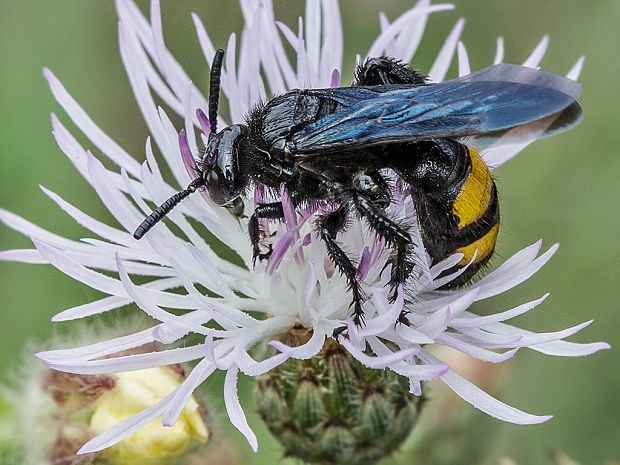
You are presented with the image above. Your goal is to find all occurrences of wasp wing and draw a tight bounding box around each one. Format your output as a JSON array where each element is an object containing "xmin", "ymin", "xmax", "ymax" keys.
[
  {"xmin": 290, "ymin": 63, "xmax": 582, "ymax": 155},
  {"xmin": 466, "ymin": 101, "xmax": 583, "ymax": 151}
]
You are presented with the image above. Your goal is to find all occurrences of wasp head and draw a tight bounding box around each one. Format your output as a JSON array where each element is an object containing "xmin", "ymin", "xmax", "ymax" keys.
[{"xmin": 203, "ymin": 124, "xmax": 248, "ymax": 216}]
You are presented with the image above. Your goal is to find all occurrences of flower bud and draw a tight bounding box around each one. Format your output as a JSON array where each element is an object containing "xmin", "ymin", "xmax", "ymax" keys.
[
  {"xmin": 90, "ymin": 366, "xmax": 209, "ymax": 465},
  {"xmin": 255, "ymin": 326, "xmax": 421, "ymax": 465},
  {"xmin": 9, "ymin": 335, "xmax": 210, "ymax": 465}
]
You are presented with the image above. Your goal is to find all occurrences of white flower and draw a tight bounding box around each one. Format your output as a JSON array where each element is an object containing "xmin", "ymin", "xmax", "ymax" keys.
[{"xmin": 0, "ymin": 0, "xmax": 608, "ymax": 455}]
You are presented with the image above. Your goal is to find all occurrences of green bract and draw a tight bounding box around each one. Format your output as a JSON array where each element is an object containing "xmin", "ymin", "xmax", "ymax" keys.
[{"xmin": 255, "ymin": 327, "xmax": 421, "ymax": 465}]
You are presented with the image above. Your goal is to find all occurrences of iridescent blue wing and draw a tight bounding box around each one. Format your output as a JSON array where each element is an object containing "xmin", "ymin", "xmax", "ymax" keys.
[
  {"xmin": 290, "ymin": 63, "xmax": 582, "ymax": 156},
  {"xmin": 465, "ymin": 101, "xmax": 583, "ymax": 150}
]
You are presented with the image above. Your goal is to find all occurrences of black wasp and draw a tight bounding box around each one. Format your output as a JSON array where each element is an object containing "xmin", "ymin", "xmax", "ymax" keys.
[{"xmin": 134, "ymin": 49, "xmax": 582, "ymax": 326}]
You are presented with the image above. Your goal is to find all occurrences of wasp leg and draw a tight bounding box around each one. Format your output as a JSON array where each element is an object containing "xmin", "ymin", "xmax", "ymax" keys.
[
  {"xmin": 318, "ymin": 205, "xmax": 367, "ymax": 327},
  {"xmin": 354, "ymin": 56, "xmax": 428, "ymax": 86},
  {"xmin": 348, "ymin": 190, "xmax": 414, "ymax": 310},
  {"xmin": 248, "ymin": 202, "xmax": 285, "ymax": 265}
]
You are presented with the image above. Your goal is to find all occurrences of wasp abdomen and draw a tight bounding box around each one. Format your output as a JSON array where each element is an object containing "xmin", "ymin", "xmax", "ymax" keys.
[{"xmin": 405, "ymin": 142, "xmax": 500, "ymax": 286}]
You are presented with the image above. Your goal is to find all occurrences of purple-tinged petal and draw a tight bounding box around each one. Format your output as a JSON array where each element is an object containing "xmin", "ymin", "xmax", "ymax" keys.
[
  {"xmin": 366, "ymin": 337, "xmax": 447, "ymax": 380},
  {"xmin": 179, "ymin": 129, "xmax": 200, "ymax": 182},
  {"xmin": 356, "ymin": 247, "xmax": 371, "ymax": 281},
  {"xmin": 196, "ymin": 108, "xmax": 211, "ymax": 136},
  {"xmin": 476, "ymin": 243, "xmax": 557, "ymax": 300},
  {"xmin": 379, "ymin": 11, "xmax": 389, "ymax": 32},
  {"xmin": 224, "ymin": 367, "xmax": 258, "ymax": 451},
  {"xmin": 40, "ymin": 186, "xmax": 130, "ymax": 246},
  {"xmin": 266, "ymin": 227, "xmax": 298, "ymax": 274},
  {"xmin": 529, "ymin": 339, "xmax": 610, "ymax": 357},
  {"xmin": 445, "ymin": 287, "xmax": 480, "ymax": 318},
  {"xmin": 330, "ymin": 68, "xmax": 340, "ymax": 88},
  {"xmin": 389, "ymin": 360, "xmax": 447, "ymax": 380},
  {"xmin": 456, "ymin": 327, "xmax": 523, "ymax": 346},
  {"xmin": 186, "ymin": 244, "xmax": 237, "ymax": 300},
  {"xmin": 429, "ymin": 251, "xmax": 477, "ymax": 289},
  {"xmin": 116, "ymin": 0, "xmax": 187, "ymax": 116},
  {"xmin": 118, "ymin": 24, "xmax": 172, "ymax": 174},
  {"xmin": 280, "ymin": 185, "xmax": 298, "ymax": 231}
]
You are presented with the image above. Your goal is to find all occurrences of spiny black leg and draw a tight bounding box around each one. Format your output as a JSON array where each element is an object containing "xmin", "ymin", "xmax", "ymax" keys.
[
  {"xmin": 386, "ymin": 244, "xmax": 415, "ymax": 304},
  {"xmin": 354, "ymin": 56, "xmax": 428, "ymax": 86},
  {"xmin": 248, "ymin": 202, "xmax": 285, "ymax": 265},
  {"xmin": 318, "ymin": 205, "xmax": 366, "ymax": 326},
  {"xmin": 348, "ymin": 190, "xmax": 414, "ymax": 309}
]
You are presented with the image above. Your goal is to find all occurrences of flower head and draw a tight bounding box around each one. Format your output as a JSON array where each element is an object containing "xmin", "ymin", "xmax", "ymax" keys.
[
  {"xmin": 0, "ymin": 0, "xmax": 608, "ymax": 456},
  {"xmin": 6, "ymin": 331, "xmax": 209, "ymax": 465}
]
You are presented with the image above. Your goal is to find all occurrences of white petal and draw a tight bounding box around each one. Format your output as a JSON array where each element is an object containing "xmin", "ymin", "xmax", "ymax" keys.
[
  {"xmin": 224, "ymin": 367, "xmax": 258, "ymax": 451},
  {"xmin": 339, "ymin": 337, "xmax": 417, "ymax": 369},
  {"xmin": 163, "ymin": 357, "xmax": 216, "ymax": 425},
  {"xmin": 451, "ymin": 294, "xmax": 549, "ymax": 328},
  {"xmin": 43, "ymin": 68, "xmax": 141, "ymax": 177},
  {"xmin": 457, "ymin": 41, "xmax": 470, "ymax": 76},
  {"xmin": 367, "ymin": 4, "xmax": 453, "ymax": 59},
  {"xmin": 429, "ymin": 18, "xmax": 464, "ymax": 82},
  {"xmin": 567, "ymin": 56, "xmax": 585, "ymax": 80},
  {"xmin": 418, "ymin": 350, "xmax": 552, "ymax": 424},
  {"xmin": 42, "ymin": 345, "xmax": 206, "ymax": 374},
  {"xmin": 269, "ymin": 327, "xmax": 326, "ymax": 359},
  {"xmin": 523, "ymin": 35, "xmax": 548, "ymax": 68},
  {"xmin": 78, "ymin": 391, "xmax": 176, "ymax": 454}
]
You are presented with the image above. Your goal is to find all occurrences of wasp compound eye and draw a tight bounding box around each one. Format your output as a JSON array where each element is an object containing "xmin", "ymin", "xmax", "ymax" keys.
[{"xmin": 206, "ymin": 170, "xmax": 227, "ymax": 206}]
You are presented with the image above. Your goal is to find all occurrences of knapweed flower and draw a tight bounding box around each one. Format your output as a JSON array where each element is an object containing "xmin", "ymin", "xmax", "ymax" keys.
[{"xmin": 0, "ymin": 0, "xmax": 609, "ymax": 458}]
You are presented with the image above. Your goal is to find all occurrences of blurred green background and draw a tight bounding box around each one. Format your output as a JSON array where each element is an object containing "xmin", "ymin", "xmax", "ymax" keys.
[{"xmin": 0, "ymin": 1, "xmax": 618, "ymax": 464}]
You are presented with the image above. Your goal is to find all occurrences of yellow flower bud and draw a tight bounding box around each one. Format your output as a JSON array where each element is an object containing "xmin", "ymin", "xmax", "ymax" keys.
[{"xmin": 90, "ymin": 366, "xmax": 209, "ymax": 465}]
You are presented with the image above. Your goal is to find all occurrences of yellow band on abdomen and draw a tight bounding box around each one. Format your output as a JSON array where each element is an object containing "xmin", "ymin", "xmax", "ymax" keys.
[
  {"xmin": 452, "ymin": 148, "xmax": 493, "ymax": 229},
  {"xmin": 456, "ymin": 223, "xmax": 499, "ymax": 266}
]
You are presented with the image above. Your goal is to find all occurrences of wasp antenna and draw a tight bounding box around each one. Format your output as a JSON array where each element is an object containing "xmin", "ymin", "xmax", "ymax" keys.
[
  {"xmin": 208, "ymin": 49, "xmax": 225, "ymax": 138},
  {"xmin": 133, "ymin": 178, "xmax": 203, "ymax": 240}
]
